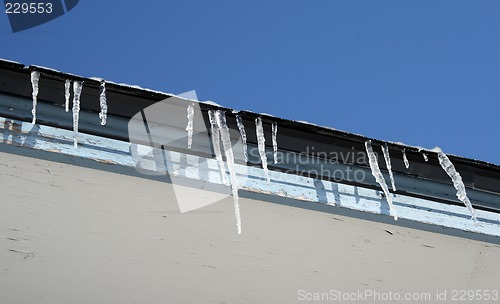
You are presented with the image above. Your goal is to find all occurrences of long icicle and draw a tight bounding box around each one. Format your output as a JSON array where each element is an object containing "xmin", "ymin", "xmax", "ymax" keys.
[
  {"xmin": 235, "ymin": 115, "xmax": 248, "ymax": 163},
  {"xmin": 72, "ymin": 81, "xmax": 83, "ymax": 148},
  {"xmin": 185, "ymin": 104, "xmax": 194, "ymax": 149},
  {"xmin": 436, "ymin": 148, "xmax": 477, "ymax": 222},
  {"xmin": 30, "ymin": 71, "xmax": 41, "ymax": 124},
  {"xmin": 272, "ymin": 122, "xmax": 278, "ymax": 164},
  {"xmin": 99, "ymin": 82, "xmax": 108, "ymax": 125},
  {"xmin": 215, "ymin": 111, "xmax": 242, "ymax": 234},
  {"xmin": 64, "ymin": 79, "xmax": 71, "ymax": 112},
  {"xmin": 382, "ymin": 144, "xmax": 397, "ymax": 191},
  {"xmin": 255, "ymin": 117, "xmax": 270, "ymax": 182},
  {"xmin": 365, "ymin": 141, "xmax": 398, "ymax": 220}
]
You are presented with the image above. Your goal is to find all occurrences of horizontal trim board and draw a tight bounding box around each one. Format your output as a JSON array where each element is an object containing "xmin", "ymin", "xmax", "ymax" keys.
[{"xmin": 1, "ymin": 116, "xmax": 500, "ymax": 238}]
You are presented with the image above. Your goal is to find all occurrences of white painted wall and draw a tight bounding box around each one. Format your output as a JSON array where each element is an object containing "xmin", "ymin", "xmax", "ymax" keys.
[{"xmin": 1, "ymin": 150, "xmax": 500, "ymax": 304}]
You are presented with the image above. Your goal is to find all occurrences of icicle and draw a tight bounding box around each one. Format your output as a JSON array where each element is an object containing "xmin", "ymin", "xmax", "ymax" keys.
[
  {"xmin": 215, "ymin": 111, "xmax": 242, "ymax": 234},
  {"xmin": 99, "ymin": 82, "xmax": 108, "ymax": 125},
  {"xmin": 272, "ymin": 122, "xmax": 278, "ymax": 164},
  {"xmin": 72, "ymin": 81, "xmax": 83, "ymax": 148},
  {"xmin": 30, "ymin": 71, "xmax": 41, "ymax": 124},
  {"xmin": 255, "ymin": 117, "xmax": 270, "ymax": 182},
  {"xmin": 436, "ymin": 148, "xmax": 477, "ymax": 222},
  {"xmin": 365, "ymin": 141, "xmax": 398, "ymax": 220},
  {"xmin": 64, "ymin": 79, "xmax": 71, "ymax": 112},
  {"xmin": 235, "ymin": 115, "xmax": 248, "ymax": 163},
  {"xmin": 208, "ymin": 110, "xmax": 228, "ymax": 184},
  {"xmin": 402, "ymin": 149, "xmax": 410, "ymax": 169},
  {"xmin": 185, "ymin": 104, "xmax": 194, "ymax": 149},
  {"xmin": 422, "ymin": 153, "xmax": 429, "ymax": 162},
  {"xmin": 382, "ymin": 144, "xmax": 397, "ymax": 191}
]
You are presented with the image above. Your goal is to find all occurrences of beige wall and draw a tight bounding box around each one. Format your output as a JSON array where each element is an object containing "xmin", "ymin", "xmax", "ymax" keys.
[{"xmin": 1, "ymin": 149, "xmax": 499, "ymax": 304}]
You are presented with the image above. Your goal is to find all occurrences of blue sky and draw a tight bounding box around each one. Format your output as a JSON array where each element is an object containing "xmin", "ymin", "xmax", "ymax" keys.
[{"xmin": 1, "ymin": 0, "xmax": 499, "ymax": 164}]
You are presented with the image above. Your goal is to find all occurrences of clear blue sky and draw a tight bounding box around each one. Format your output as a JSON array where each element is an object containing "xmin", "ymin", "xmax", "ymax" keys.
[{"xmin": 1, "ymin": 0, "xmax": 499, "ymax": 164}]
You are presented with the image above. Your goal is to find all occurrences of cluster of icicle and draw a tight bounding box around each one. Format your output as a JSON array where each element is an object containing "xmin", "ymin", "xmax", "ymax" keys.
[
  {"xmin": 185, "ymin": 107, "xmax": 279, "ymax": 234},
  {"xmin": 240, "ymin": 116, "xmax": 277, "ymax": 181},
  {"xmin": 365, "ymin": 141, "xmax": 477, "ymax": 222},
  {"xmin": 31, "ymin": 71, "xmax": 478, "ymax": 232},
  {"xmin": 30, "ymin": 71, "xmax": 108, "ymax": 148}
]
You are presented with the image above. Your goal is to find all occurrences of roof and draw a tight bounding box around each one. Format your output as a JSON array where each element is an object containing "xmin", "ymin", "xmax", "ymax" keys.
[{"xmin": 1, "ymin": 59, "xmax": 499, "ymax": 211}]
